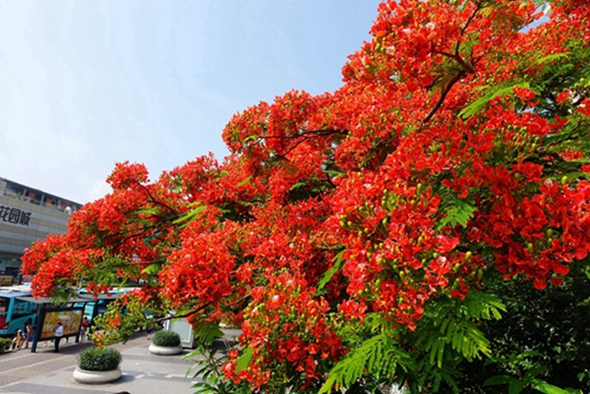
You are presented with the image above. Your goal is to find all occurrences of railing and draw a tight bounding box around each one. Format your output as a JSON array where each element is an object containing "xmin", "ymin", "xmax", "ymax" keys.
[{"xmin": 2, "ymin": 188, "xmax": 77, "ymax": 214}]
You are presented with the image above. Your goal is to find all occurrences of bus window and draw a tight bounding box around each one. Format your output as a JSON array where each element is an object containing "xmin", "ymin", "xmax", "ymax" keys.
[{"xmin": 12, "ymin": 299, "xmax": 36, "ymax": 318}]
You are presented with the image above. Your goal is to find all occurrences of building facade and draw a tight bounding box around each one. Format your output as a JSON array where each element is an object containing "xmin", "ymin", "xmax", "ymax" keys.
[{"xmin": 0, "ymin": 178, "xmax": 81, "ymax": 285}]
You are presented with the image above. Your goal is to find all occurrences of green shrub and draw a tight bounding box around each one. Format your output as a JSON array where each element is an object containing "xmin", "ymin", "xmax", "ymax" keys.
[
  {"xmin": 0, "ymin": 337, "xmax": 11, "ymax": 353},
  {"xmin": 152, "ymin": 330, "xmax": 181, "ymax": 347},
  {"xmin": 77, "ymin": 346, "xmax": 122, "ymax": 371}
]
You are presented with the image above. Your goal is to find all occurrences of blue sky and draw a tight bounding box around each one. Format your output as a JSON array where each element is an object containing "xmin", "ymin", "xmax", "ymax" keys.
[{"xmin": 0, "ymin": 0, "xmax": 381, "ymax": 203}]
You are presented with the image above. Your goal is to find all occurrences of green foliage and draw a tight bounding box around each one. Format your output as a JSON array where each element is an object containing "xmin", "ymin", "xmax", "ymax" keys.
[
  {"xmin": 186, "ymin": 344, "xmax": 251, "ymax": 394},
  {"xmin": 319, "ymin": 332, "xmax": 415, "ymax": 394},
  {"xmin": 0, "ymin": 337, "xmax": 11, "ymax": 353},
  {"xmin": 319, "ymin": 292, "xmax": 506, "ymax": 394},
  {"xmin": 415, "ymin": 291, "xmax": 505, "ymax": 368},
  {"xmin": 152, "ymin": 330, "xmax": 181, "ymax": 347},
  {"xmin": 459, "ymin": 81, "xmax": 528, "ymax": 119},
  {"xmin": 90, "ymin": 304, "xmax": 137, "ymax": 345},
  {"xmin": 396, "ymin": 292, "xmax": 506, "ymax": 393},
  {"xmin": 316, "ymin": 249, "xmax": 346, "ymax": 296},
  {"xmin": 49, "ymin": 285, "xmax": 81, "ymax": 305},
  {"xmin": 140, "ymin": 263, "xmax": 162, "ymax": 275},
  {"xmin": 173, "ymin": 203, "xmax": 207, "ymax": 226},
  {"xmin": 536, "ymin": 52, "xmax": 569, "ymax": 66},
  {"xmin": 288, "ymin": 176, "xmax": 335, "ymax": 202},
  {"xmin": 483, "ymin": 352, "xmax": 578, "ymax": 394},
  {"xmin": 77, "ymin": 346, "xmax": 122, "ymax": 371},
  {"xmin": 451, "ymin": 265, "xmax": 590, "ymax": 393},
  {"xmin": 191, "ymin": 317, "xmax": 224, "ymax": 348},
  {"xmin": 234, "ymin": 347, "xmax": 253, "ymax": 373},
  {"xmin": 436, "ymin": 189, "xmax": 477, "ymax": 229},
  {"xmin": 533, "ymin": 43, "xmax": 589, "ymax": 112}
]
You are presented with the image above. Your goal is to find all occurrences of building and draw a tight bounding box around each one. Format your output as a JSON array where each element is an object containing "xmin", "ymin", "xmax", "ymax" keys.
[{"xmin": 0, "ymin": 178, "xmax": 82, "ymax": 285}]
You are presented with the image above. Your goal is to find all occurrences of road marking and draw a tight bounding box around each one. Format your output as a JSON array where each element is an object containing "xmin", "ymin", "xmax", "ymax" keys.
[
  {"xmin": 165, "ymin": 374, "xmax": 186, "ymax": 379},
  {"xmin": 0, "ymin": 355, "xmax": 71, "ymax": 375},
  {"xmin": 0, "ymin": 353, "xmax": 37, "ymax": 363}
]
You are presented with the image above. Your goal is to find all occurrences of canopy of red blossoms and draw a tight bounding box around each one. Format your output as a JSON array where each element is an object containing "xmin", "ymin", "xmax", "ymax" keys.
[{"xmin": 22, "ymin": 0, "xmax": 590, "ymax": 391}]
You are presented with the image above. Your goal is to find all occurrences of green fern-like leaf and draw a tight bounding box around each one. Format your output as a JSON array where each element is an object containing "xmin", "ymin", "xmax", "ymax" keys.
[
  {"xmin": 319, "ymin": 333, "xmax": 415, "ymax": 394},
  {"xmin": 459, "ymin": 82, "xmax": 529, "ymax": 119},
  {"xmin": 235, "ymin": 347, "xmax": 254, "ymax": 373},
  {"xmin": 316, "ymin": 249, "xmax": 346, "ymax": 295},
  {"xmin": 172, "ymin": 203, "xmax": 207, "ymax": 225},
  {"xmin": 436, "ymin": 190, "xmax": 477, "ymax": 230},
  {"xmin": 140, "ymin": 263, "xmax": 161, "ymax": 275},
  {"xmin": 416, "ymin": 292, "xmax": 506, "ymax": 367},
  {"xmin": 536, "ymin": 52, "xmax": 569, "ymax": 65},
  {"xmin": 236, "ymin": 175, "xmax": 253, "ymax": 187},
  {"xmin": 191, "ymin": 318, "xmax": 224, "ymax": 348}
]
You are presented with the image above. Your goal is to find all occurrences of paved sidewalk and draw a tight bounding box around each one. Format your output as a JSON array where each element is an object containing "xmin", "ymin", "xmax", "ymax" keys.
[{"xmin": 0, "ymin": 332, "xmax": 208, "ymax": 394}]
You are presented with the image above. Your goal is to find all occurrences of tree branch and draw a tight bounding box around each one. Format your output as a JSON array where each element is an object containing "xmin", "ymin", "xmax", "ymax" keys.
[
  {"xmin": 436, "ymin": 51, "xmax": 475, "ymax": 74},
  {"xmin": 137, "ymin": 183, "xmax": 181, "ymax": 219},
  {"xmin": 153, "ymin": 302, "xmax": 212, "ymax": 323},
  {"xmin": 423, "ymin": 70, "xmax": 467, "ymax": 124},
  {"xmin": 152, "ymin": 295, "xmax": 251, "ymax": 324},
  {"xmin": 424, "ymin": 2, "xmax": 484, "ymax": 124},
  {"xmin": 118, "ymin": 259, "xmax": 166, "ymax": 266},
  {"xmin": 261, "ymin": 128, "xmax": 348, "ymax": 158},
  {"xmin": 260, "ymin": 128, "xmax": 348, "ymax": 140},
  {"xmin": 460, "ymin": 2, "xmax": 483, "ymax": 37}
]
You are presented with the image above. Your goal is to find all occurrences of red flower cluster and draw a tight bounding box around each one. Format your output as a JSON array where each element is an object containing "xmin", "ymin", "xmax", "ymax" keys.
[{"xmin": 224, "ymin": 272, "xmax": 345, "ymax": 389}]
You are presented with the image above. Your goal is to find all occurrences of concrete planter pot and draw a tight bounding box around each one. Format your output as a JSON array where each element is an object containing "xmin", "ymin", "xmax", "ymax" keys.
[
  {"xmin": 148, "ymin": 343, "xmax": 183, "ymax": 355},
  {"xmin": 73, "ymin": 367, "xmax": 122, "ymax": 384}
]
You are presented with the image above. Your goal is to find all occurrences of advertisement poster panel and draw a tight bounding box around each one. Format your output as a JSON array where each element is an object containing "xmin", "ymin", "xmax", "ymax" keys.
[{"xmin": 40, "ymin": 309, "xmax": 83, "ymax": 340}]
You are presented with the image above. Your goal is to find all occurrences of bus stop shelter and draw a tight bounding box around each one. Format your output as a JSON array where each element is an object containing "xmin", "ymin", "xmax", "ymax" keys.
[{"xmin": 16, "ymin": 292, "xmax": 121, "ymax": 353}]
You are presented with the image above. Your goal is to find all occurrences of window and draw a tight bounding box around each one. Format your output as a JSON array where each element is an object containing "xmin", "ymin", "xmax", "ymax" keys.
[{"xmin": 12, "ymin": 299, "xmax": 36, "ymax": 318}]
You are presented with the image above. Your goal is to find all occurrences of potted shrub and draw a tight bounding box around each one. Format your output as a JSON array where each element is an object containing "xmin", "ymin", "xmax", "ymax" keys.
[
  {"xmin": 148, "ymin": 330, "xmax": 183, "ymax": 355},
  {"xmin": 73, "ymin": 346, "xmax": 122, "ymax": 384},
  {"xmin": 0, "ymin": 337, "xmax": 11, "ymax": 354}
]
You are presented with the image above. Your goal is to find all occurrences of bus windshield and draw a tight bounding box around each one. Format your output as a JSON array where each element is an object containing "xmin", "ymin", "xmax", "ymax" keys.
[
  {"xmin": 0, "ymin": 286, "xmax": 36, "ymax": 336},
  {"xmin": 0, "ymin": 297, "xmax": 10, "ymax": 330}
]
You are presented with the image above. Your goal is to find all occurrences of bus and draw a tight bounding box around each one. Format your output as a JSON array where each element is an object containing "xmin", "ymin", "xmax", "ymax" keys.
[{"xmin": 0, "ymin": 285, "xmax": 37, "ymax": 337}]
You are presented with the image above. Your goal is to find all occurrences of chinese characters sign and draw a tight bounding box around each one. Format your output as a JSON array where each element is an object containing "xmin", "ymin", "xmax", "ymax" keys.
[{"xmin": 0, "ymin": 205, "xmax": 31, "ymax": 226}]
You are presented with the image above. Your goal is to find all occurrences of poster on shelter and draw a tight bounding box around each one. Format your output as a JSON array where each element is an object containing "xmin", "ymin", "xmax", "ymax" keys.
[{"xmin": 40, "ymin": 309, "xmax": 83, "ymax": 339}]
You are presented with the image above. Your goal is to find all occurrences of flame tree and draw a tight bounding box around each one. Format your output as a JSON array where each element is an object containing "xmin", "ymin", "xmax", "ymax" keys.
[{"xmin": 22, "ymin": 0, "xmax": 590, "ymax": 392}]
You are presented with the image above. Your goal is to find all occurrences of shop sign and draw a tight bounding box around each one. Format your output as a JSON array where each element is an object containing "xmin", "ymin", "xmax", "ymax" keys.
[{"xmin": 0, "ymin": 205, "xmax": 32, "ymax": 226}]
